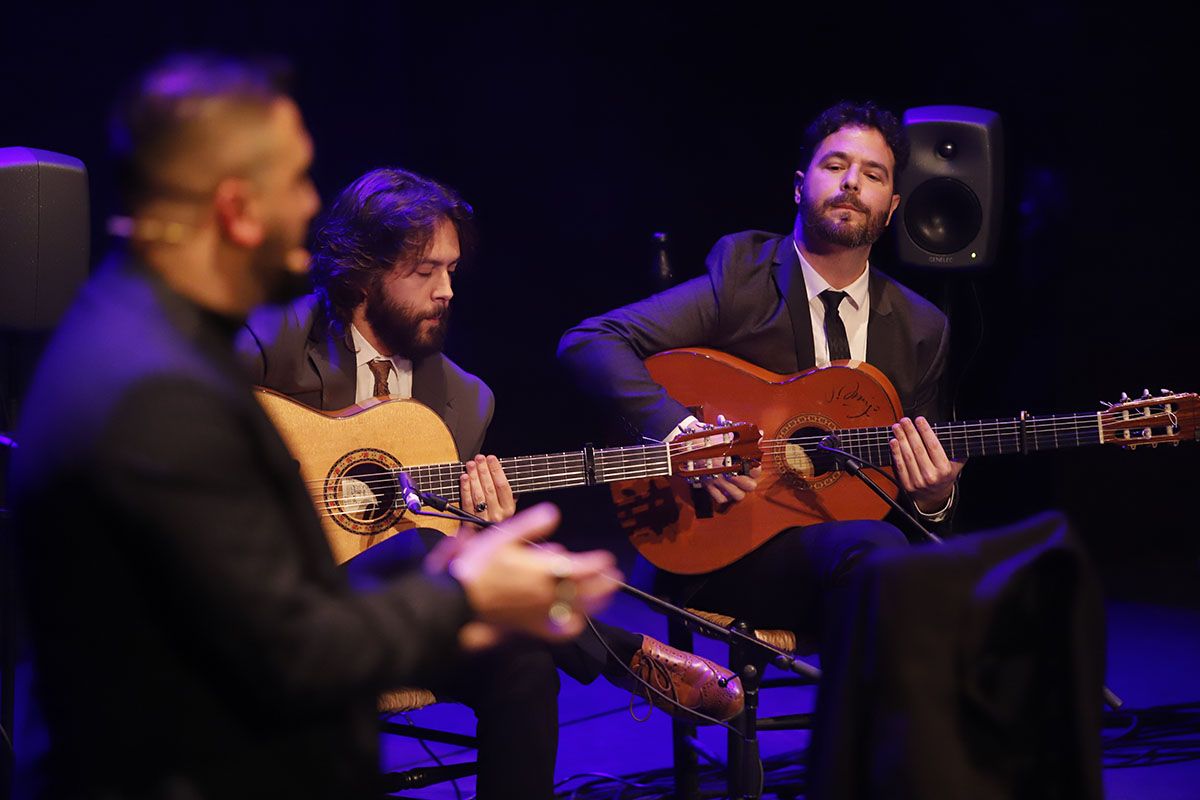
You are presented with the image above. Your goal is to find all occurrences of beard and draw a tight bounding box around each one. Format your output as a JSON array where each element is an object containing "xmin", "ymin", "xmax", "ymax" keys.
[
  {"xmin": 362, "ymin": 278, "xmax": 450, "ymax": 360},
  {"xmin": 800, "ymin": 189, "xmax": 890, "ymax": 249},
  {"xmin": 253, "ymin": 226, "xmax": 313, "ymax": 305}
]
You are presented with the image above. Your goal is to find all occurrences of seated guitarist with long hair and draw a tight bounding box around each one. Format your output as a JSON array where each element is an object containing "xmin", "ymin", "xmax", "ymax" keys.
[
  {"xmin": 236, "ymin": 167, "xmax": 745, "ymax": 797},
  {"xmin": 558, "ymin": 101, "xmax": 965, "ymax": 648}
]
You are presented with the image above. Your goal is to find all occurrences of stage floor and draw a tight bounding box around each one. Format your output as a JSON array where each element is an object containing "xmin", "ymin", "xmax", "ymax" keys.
[{"xmin": 382, "ymin": 596, "xmax": 1200, "ymax": 799}]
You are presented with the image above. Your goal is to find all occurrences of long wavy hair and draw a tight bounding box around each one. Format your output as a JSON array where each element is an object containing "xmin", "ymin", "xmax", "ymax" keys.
[{"xmin": 309, "ymin": 167, "xmax": 475, "ymax": 328}]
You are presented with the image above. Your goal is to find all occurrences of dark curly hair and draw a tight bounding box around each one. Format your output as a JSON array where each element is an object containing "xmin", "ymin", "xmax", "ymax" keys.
[
  {"xmin": 798, "ymin": 100, "xmax": 909, "ymax": 180},
  {"xmin": 309, "ymin": 167, "xmax": 475, "ymax": 327}
]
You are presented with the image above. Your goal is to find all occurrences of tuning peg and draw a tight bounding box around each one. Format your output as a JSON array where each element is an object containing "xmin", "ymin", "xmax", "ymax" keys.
[
  {"xmin": 1100, "ymin": 401, "xmax": 1113, "ymax": 409},
  {"xmin": 1141, "ymin": 389, "xmax": 1151, "ymax": 399},
  {"xmin": 1119, "ymin": 392, "xmax": 1131, "ymax": 403},
  {"xmin": 1161, "ymin": 388, "xmax": 1176, "ymax": 395}
]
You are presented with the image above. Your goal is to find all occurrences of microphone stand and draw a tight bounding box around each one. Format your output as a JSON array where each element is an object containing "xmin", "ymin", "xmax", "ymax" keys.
[
  {"xmin": 400, "ymin": 475, "xmax": 820, "ymax": 683},
  {"xmin": 817, "ymin": 435, "xmax": 942, "ymax": 544}
]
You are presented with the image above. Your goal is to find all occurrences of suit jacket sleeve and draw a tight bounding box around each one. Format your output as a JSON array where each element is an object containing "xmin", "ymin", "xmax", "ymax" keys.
[
  {"xmin": 95, "ymin": 376, "xmax": 473, "ymax": 710},
  {"xmin": 558, "ymin": 233, "xmax": 777, "ymax": 440}
]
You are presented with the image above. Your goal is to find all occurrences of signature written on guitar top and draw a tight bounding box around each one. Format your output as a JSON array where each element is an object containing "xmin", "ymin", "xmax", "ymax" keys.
[{"xmin": 825, "ymin": 382, "xmax": 881, "ymax": 418}]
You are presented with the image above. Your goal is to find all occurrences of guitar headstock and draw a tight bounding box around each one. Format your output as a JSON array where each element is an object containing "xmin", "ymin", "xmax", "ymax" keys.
[
  {"xmin": 670, "ymin": 422, "xmax": 762, "ymax": 477},
  {"xmin": 1101, "ymin": 390, "xmax": 1199, "ymax": 448}
]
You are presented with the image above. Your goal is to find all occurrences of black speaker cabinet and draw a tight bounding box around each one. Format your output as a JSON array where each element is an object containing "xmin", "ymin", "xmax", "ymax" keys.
[
  {"xmin": 0, "ymin": 147, "xmax": 90, "ymax": 330},
  {"xmin": 896, "ymin": 106, "xmax": 1003, "ymax": 270}
]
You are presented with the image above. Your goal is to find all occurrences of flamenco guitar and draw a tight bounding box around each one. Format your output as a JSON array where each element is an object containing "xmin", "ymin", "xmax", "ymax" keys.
[
  {"xmin": 254, "ymin": 387, "xmax": 759, "ymax": 564},
  {"xmin": 612, "ymin": 348, "xmax": 1198, "ymax": 575}
]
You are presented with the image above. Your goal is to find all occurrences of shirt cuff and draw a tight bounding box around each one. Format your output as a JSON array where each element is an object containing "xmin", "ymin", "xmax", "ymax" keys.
[
  {"xmin": 915, "ymin": 483, "xmax": 956, "ymax": 522},
  {"xmin": 663, "ymin": 415, "xmax": 699, "ymax": 443}
]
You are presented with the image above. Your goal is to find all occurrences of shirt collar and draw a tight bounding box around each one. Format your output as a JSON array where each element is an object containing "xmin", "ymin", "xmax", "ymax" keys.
[
  {"xmin": 793, "ymin": 238, "xmax": 871, "ymax": 311},
  {"xmin": 349, "ymin": 323, "xmax": 383, "ymax": 369},
  {"xmin": 349, "ymin": 323, "xmax": 413, "ymax": 373}
]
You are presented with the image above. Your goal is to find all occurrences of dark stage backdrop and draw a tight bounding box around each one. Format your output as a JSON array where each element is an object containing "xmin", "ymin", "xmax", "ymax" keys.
[{"xmin": 2, "ymin": 3, "xmax": 1195, "ymax": 605}]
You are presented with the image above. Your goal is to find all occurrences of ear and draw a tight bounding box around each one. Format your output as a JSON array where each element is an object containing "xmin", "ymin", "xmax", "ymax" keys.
[
  {"xmin": 885, "ymin": 192, "xmax": 901, "ymax": 226},
  {"xmin": 793, "ymin": 170, "xmax": 805, "ymax": 204},
  {"xmin": 213, "ymin": 177, "xmax": 264, "ymax": 248}
]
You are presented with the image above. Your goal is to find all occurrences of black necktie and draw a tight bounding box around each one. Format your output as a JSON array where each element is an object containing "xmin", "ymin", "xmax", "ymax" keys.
[{"xmin": 819, "ymin": 290, "xmax": 851, "ymax": 362}]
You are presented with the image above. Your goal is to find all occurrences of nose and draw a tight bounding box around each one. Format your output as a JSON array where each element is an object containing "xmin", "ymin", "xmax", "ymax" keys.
[
  {"xmin": 841, "ymin": 165, "xmax": 861, "ymax": 192},
  {"xmin": 432, "ymin": 268, "xmax": 454, "ymax": 303}
]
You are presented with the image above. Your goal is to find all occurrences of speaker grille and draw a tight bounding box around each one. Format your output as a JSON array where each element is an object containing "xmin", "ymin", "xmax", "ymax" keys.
[{"xmin": 903, "ymin": 177, "xmax": 983, "ymax": 255}]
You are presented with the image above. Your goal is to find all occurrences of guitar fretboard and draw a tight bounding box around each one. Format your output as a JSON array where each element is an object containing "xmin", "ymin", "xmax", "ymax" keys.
[
  {"xmin": 832, "ymin": 412, "xmax": 1103, "ymax": 465},
  {"xmin": 401, "ymin": 442, "xmax": 677, "ymax": 503}
]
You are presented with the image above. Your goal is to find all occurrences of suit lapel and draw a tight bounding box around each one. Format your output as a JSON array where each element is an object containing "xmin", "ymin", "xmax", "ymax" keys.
[
  {"xmin": 306, "ymin": 319, "xmax": 357, "ymax": 411},
  {"xmin": 865, "ymin": 270, "xmax": 900, "ymax": 377},
  {"xmin": 412, "ymin": 354, "xmax": 452, "ymax": 431},
  {"xmin": 772, "ymin": 235, "xmax": 817, "ymax": 371}
]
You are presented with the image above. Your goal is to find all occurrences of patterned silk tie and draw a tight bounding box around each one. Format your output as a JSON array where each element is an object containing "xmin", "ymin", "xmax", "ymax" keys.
[
  {"xmin": 819, "ymin": 290, "xmax": 851, "ymax": 362},
  {"xmin": 367, "ymin": 358, "xmax": 393, "ymax": 398}
]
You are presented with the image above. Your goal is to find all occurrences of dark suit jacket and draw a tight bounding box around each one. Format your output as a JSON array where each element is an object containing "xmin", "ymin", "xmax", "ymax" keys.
[
  {"xmin": 237, "ymin": 294, "xmax": 494, "ymax": 460},
  {"xmin": 558, "ymin": 230, "xmax": 951, "ymax": 440},
  {"xmin": 809, "ymin": 511, "xmax": 1104, "ymax": 800},
  {"xmin": 10, "ymin": 255, "xmax": 472, "ymax": 799}
]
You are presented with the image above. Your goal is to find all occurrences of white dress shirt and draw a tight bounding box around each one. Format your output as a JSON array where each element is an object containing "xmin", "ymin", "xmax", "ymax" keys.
[
  {"xmin": 349, "ymin": 324, "xmax": 413, "ymax": 403},
  {"xmin": 795, "ymin": 239, "xmax": 871, "ymax": 367}
]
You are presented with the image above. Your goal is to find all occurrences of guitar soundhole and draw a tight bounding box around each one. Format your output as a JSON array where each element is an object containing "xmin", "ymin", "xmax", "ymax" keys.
[
  {"xmin": 324, "ymin": 448, "xmax": 407, "ymax": 535},
  {"xmin": 775, "ymin": 416, "xmax": 842, "ymax": 490}
]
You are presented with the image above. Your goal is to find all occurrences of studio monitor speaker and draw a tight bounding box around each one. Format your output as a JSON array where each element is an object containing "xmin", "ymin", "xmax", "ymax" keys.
[
  {"xmin": 896, "ymin": 106, "xmax": 1003, "ymax": 270},
  {"xmin": 0, "ymin": 147, "xmax": 90, "ymax": 330}
]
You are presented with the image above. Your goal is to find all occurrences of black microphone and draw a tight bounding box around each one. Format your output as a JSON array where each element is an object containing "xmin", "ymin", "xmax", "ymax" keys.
[{"xmin": 396, "ymin": 471, "xmax": 423, "ymax": 513}]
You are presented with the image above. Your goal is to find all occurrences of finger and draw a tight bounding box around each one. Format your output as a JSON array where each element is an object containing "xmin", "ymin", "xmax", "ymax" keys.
[
  {"xmin": 704, "ymin": 477, "xmax": 729, "ymax": 504},
  {"xmin": 486, "ymin": 455, "xmax": 516, "ymax": 518},
  {"xmin": 727, "ymin": 473, "xmax": 758, "ymax": 492},
  {"xmin": 485, "ymin": 503, "xmax": 561, "ymax": 547},
  {"xmin": 914, "ymin": 417, "xmax": 950, "ymax": 463},
  {"xmin": 890, "ymin": 435, "xmax": 914, "ymax": 491},
  {"xmin": 459, "ymin": 471, "xmax": 475, "ymax": 511},
  {"xmin": 458, "ymin": 621, "xmax": 504, "ymax": 651},
  {"xmin": 423, "ymin": 535, "xmax": 464, "ymax": 573},
  {"xmin": 709, "ymin": 475, "xmax": 746, "ymax": 502},
  {"xmin": 897, "ymin": 418, "xmax": 937, "ymax": 485},
  {"xmin": 474, "ymin": 454, "xmax": 499, "ymax": 503},
  {"xmin": 465, "ymin": 457, "xmax": 489, "ymax": 513},
  {"xmin": 747, "ymin": 464, "xmax": 764, "ymax": 480},
  {"xmin": 544, "ymin": 612, "xmax": 586, "ymax": 640},
  {"xmin": 555, "ymin": 548, "xmax": 617, "ymax": 579}
]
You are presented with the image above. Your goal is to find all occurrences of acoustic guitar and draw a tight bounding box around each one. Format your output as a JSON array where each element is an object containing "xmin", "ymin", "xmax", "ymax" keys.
[
  {"xmin": 612, "ymin": 348, "xmax": 1198, "ymax": 575},
  {"xmin": 254, "ymin": 387, "xmax": 759, "ymax": 564}
]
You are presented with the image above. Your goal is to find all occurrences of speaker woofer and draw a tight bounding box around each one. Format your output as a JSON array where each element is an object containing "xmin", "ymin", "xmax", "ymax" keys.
[{"xmin": 903, "ymin": 177, "xmax": 982, "ymax": 255}]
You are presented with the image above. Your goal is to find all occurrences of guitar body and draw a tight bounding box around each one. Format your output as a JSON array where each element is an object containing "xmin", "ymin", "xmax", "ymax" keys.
[
  {"xmin": 256, "ymin": 389, "xmax": 460, "ymax": 564},
  {"xmin": 614, "ymin": 348, "xmax": 904, "ymax": 575}
]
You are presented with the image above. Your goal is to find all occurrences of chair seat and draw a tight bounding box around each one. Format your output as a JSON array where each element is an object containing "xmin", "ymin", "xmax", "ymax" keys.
[
  {"xmin": 379, "ymin": 687, "xmax": 438, "ymax": 714},
  {"xmin": 685, "ymin": 608, "xmax": 798, "ymax": 653}
]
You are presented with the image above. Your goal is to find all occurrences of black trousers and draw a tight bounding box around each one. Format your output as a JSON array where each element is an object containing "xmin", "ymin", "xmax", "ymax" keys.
[
  {"xmin": 342, "ymin": 528, "xmax": 629, "ymax": 799},
  {"xmin": 657, "ymin": 520, "xmax": 909, "ymax": 646}
]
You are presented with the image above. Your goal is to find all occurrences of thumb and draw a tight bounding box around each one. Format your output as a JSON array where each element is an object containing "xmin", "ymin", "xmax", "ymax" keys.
[{"xmin": 481, "ymin": 502, "xmax": 561, "ymax": 548}]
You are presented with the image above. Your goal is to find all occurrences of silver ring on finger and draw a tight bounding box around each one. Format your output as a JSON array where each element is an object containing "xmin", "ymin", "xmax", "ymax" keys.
[{"xmin": 474, "ymin": 501, "xmax": 488, "ymax": 513}]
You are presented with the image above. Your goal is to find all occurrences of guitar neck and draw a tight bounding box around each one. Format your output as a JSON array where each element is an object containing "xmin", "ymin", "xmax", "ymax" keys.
[
  {"xmin": 835, "ymin": 411, "xmax": 1104, "ymax": 465},
  {"xmin": 403, "ymin": 442, "xmax": 675, "ymax": 504}
]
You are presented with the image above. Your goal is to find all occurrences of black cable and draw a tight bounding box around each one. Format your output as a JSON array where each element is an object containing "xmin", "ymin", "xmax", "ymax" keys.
[
  {"xmin": 1102, "ymin": 702, "xmax": 1200, "ymax": 769},
  {"xmin": 397, "ymin": 711, "xmax": 466, "ymax": 800}
]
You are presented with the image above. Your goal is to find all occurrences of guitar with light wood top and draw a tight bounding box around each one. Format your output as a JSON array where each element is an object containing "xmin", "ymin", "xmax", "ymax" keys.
[
  {"xmin": 612, "ymin": 348, "xmax": 1199, "ymax": 575},
  {"xmin": 255, "ymin": 387, "xmax": 760, "ymax": 564}
]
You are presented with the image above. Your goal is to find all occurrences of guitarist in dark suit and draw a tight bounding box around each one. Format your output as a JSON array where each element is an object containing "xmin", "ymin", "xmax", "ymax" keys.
[
  {"xmin": 558, "ymin": 101, "xmax": 964, "ymax": 643},
  {"xmin": 9, "ymin": 54, "xmax": 621, "ymax": 800},
  {"xmin": 236, "ymin": 169, "xmax": 747, "ymax": 763}
]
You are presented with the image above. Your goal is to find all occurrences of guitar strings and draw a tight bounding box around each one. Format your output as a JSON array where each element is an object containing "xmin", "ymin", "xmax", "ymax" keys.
[{"xmin": 298, "ymin": 407, "xmax": 1185, "ymax": 519}]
